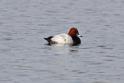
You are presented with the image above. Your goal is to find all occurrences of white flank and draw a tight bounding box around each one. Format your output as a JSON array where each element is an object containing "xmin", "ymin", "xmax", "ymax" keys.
[{"xmin": 51, "ymin": 33, "xmax": 73, "ymax": 44}]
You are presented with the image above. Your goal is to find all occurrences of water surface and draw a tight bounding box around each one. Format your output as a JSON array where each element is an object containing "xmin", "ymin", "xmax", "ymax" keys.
[{"xmin": 0, "ymin": 0, "xmax": 124, "ymax": 83}]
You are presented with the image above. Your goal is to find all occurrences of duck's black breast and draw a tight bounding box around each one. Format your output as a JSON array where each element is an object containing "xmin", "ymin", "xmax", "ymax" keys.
[{"xmin": 71, "ymin": 36, "xmax": 81, "ymax": 46}]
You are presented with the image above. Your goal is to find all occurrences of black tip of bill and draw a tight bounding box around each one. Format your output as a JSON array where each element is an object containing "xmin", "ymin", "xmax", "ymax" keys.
[{"xmin": 78, "ymin": 35, "xmax": 83, "ymax": 37}]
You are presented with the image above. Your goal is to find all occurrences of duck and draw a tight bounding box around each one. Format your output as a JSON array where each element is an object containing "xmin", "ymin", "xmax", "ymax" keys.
[{"xmin": 44, "ymin": 27, "xmax": 82, "ymax": 46}]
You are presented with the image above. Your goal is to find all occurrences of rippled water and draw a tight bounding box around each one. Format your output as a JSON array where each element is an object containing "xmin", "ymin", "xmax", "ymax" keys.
[{"xmin": 0, "ymin": 0, "xmax": 124, "ymax": 83}]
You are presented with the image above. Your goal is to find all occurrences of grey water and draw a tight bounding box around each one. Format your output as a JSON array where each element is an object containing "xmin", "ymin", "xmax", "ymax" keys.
[{"xmin": 0, "ymin": 0, "xmax": 124, "ymax": 83}]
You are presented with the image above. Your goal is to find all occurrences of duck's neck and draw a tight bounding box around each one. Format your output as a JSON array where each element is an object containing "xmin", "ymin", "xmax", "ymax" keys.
[{"xmin": 71, "ymin": 36, "xmax": 81, "ymax": 45}]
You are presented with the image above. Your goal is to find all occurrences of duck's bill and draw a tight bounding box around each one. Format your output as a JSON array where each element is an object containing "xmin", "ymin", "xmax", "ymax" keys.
[{"xmin": 78, "ymin": 35, "xmax": 83, "ymax": 37}]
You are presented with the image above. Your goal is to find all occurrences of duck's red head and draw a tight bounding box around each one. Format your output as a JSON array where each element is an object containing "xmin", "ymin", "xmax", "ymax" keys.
[{"xmin": 68, "ymin": 27, "xmax": 79, "ymax": 37}]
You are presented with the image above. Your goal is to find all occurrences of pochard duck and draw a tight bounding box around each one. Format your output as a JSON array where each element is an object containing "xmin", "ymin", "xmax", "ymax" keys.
[{"xmin": 44, "ymin": 27, "xmax": 82, "ymax": 46}]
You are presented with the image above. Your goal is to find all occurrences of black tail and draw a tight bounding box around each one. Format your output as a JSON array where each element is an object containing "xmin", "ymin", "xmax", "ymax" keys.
[{"xmin": 44, "ymin": 36, "xmax": 53, "ymax": 42}]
